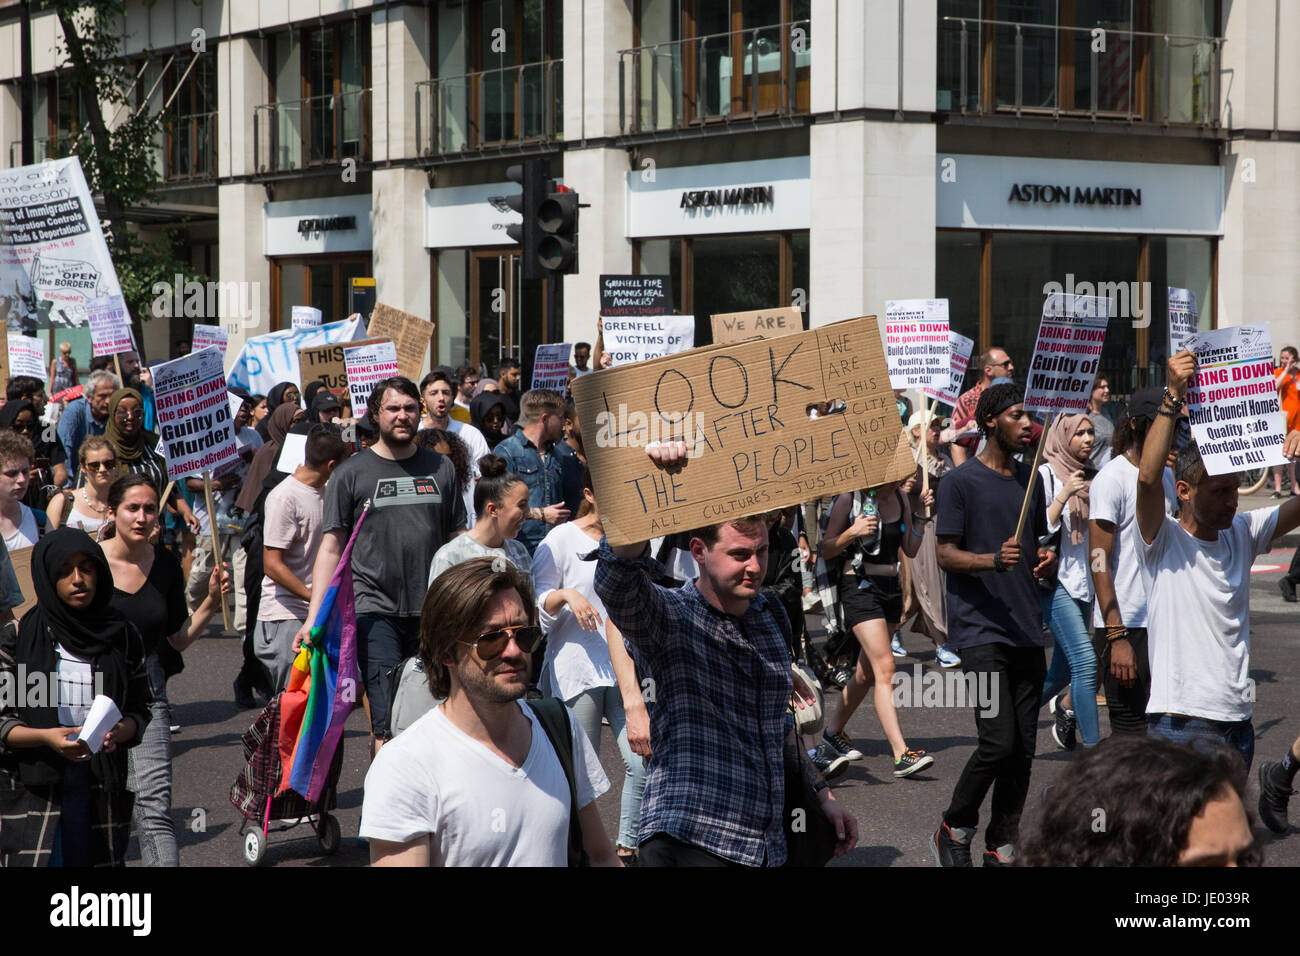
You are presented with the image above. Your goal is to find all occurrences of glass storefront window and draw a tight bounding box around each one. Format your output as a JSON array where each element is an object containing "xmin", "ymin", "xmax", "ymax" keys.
[
  {"xmin": 1149, "ymin": 236, "xmax": 1213, "ymax": 383},
  {"xmin": 693, "ymin": 234, "xmax": 781, "ymax": 345},
  {"xmin": 634, "ymin": 239, "xmax": 683, "ymax": 313},
  {"xmin": 935, "ymin": 231, "xmax": 981, "ymax": 347},
  {"xmin": 792, "ymin": 231, "xmax": 809, "ymax": 327},
  {"xmin": 436, "ymin": 249, "xmax": 471, "ymax": 369}
]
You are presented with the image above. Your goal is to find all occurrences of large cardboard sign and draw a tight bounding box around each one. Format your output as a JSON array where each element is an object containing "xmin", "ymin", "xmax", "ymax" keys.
[
  {"xmin": 532, "ymin": 342, "xmax": 572, "ymax": 391},
  {"xmin": 367, "ymin": 303, "xmax": 432, "ymax": 381},
  {"xmin": 710, "ymin": 307, "xmax": 802, "ymax": 345},
  {"xmin": 87, "ymin": 294, "xmax": 135, "ymax": 357},
  {"xmin": 225, "ymin": 315, "xmax": 368, "ymax": 397},
  {"xmin": 923, "ymin": 330, "xmax": 975, "ymax": 407},
  {"xmin": 1184, "ymin": 324, "xmax": 1288, "ymax": 476},
  {"xmin": 8, "ymin": 546, "xmax": 36, "ymax": 621},
  {"xmin": 7, "ymin": 333, "xmax": 46, "ymax": 381},
  {"xmin": 574, "ymin": 315, "xmax": 915, "ymax": 545},
  {"xmin": 1023, "ymin": 293, "xmax": 1111, "ymax": 415},
  {"xmin": 1168, "ymin": 287, "xmax": 1199, "ymax": 354},
  {"xmin": 344, "ymin": 340, "xmax": 400, "ymax": 416},
  {"xmin": 152, "ymin": 346, "xmax": 240, "ymax": 480},
  {"xmin": 191, "ymin": 324, "xmax": 228, "ymax": 354},
  {"xmin": 0, "ymin": 157, "xmax": 123, "ymax": 329},
  {"xmin": 884, "ymin": 299, "xmax": 951, "ymax": 390}
]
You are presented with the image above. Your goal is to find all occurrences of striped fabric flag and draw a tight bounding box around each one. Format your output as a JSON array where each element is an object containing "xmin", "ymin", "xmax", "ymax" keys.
[{"xmin": 277, "ymin": 503, "xmax": 370, "ymax": 803}]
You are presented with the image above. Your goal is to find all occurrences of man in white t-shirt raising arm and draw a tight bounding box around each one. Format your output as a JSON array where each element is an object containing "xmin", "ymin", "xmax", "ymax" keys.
[
  {"xmin": 1137, "ymin": 350, "xmax": 1300, "ymax": 770},
  {"xmin": 361, "ymin": 556, "xmax": 618, "ymax": 867}
]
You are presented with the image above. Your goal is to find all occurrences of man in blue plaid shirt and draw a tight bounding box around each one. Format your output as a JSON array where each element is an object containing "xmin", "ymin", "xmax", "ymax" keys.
[{"xmin": 593, "ymin": 440, "xmax": 857, "ymax": 866}]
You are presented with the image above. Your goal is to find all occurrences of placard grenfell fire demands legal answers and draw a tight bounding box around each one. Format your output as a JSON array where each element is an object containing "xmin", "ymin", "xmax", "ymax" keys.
[
  {"xmin": 572, "ymin": 315, "xmax": 916, "ymax": 546},
  {"xmin": 884, "ymin": 299, "xmax": 951, "ymax": 390},
  {"xmin": 923, "ymin": 330, "xmax": 975, "ymax": 407},
  {"xmin": 1023, "ymin": 293, "xmax": 1111, "ymax": 415},
  {"xmin": 1183, "ymin": 324, "xmax": 1288, "ymax": 476},
  {"xmin": 152, "ymin": 346, "xmax": 240, "ymax": 481}
]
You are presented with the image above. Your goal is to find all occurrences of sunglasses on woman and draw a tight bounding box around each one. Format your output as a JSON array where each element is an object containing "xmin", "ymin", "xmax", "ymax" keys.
[
  {"xmin": 458, "ymin": 624, "xmax": 543, "ymax": 659},
  {"xmin": 84, "ymin": 459, "xmax": 117, "ymax": 471}
]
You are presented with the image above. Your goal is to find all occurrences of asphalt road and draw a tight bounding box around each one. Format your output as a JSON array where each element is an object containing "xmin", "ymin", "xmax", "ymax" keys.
[{"xmin": 153, "ymin": 521, "xmax": 1300, "ymax": 868}]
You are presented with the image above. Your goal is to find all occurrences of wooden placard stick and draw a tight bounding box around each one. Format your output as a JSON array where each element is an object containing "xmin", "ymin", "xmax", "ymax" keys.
[
  {"xmin": 1012, "ymin": 412, "xmax": 1055, "ymax": 544},
  {"xmin": 202, "ymin": 470, "xmax": 232, "ymax": 631}
]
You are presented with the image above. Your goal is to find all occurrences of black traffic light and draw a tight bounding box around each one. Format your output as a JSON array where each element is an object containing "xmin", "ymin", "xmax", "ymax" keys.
[
  {"xmin": 505, "ymin": 159, "xmax": 549, "ymax": 280},
  {"xmin": 538, "ymin": 183, "xmax": 579, "ymax": 275}
]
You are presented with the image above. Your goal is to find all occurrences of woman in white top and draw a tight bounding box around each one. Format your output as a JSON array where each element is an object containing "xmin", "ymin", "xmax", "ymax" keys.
[
  {"xmin": 428, "ymin": 454, "xmax": 531, "ymax": 584},
  {"xmin": 47, "ymin": 436, "xmax": 118, "ymax": 537},
  {"xmin": 1038, "ymin": 413, "xmax": 1100, "ymax": 750},
  {"xmin": 0, "ymin": 431, "xmax": 41, "ymax": 550},
  {"xmin": 532, "ymin": 467, "xmax": 646, "ymax": 864}
]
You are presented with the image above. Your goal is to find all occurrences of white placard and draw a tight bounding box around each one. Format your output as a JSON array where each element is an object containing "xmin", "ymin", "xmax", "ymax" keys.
[
  {"xmin": 923, "ymin": 330, "xmax": 976, "ymax": 407},
  {"xmin": 1168, "ymin": 287, "xmax": 1199, "ymax": 354},
  {"xmin": 602, "ymin": 315, "xmax": 695, "ymax": 367},
  {"xmin": 8, "ymin": 335, "xmax": 46, "ymax": 381},
  {"xmin": 151, "ymin": 346, "xmax": 240, "ymax": 480},
  {"xmin": 344, "ymin": 340, "xmax": 400, "ymax": 416},
  {"xmin": 276, "ymin": 432, "xmax": 308, "ymax": 474},
  {"xmin": 86, "ymin": 294, "xmax": 135, "ymax": 357},
  {"xmin": 0, "ymin": 156, "xmax": 124, "ymax": 329},
  {"xmin": 1023, "ymin": 293, "xmax": 1111, "ymax": 415},
  {"xmin": 291, "ymin": 306, "xmax": 322, "ymax": 330},
  {"xmin": 884, "ymin": 299, "xmax": 951, "ymax": 390},
  {"xmin": 1184, "ymin": 324, "xmax": 1287, "ymax": 476},
  {"xmin": 531, "ymin": 342, "xmax": 572, "ymax": 391},
  {"xmin": 192, "ymin": 324, "xmax": 228, "ymax": 354},
  {"xmin": 225, "ymin": 315, "xmax": 368, "ymax": 397}
]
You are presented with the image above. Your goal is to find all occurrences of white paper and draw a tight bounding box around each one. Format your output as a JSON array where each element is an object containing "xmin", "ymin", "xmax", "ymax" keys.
[
  {"xmin": 7, "ymin": 335, "xmax": 47, "ymax": 381},
  {"xmin": 75, "ymin": 694, "xmax": 122, "ymax": 754},
  {"xmin": 276, "ymin": 432, "xmax": 307, "ymax": 474},
  {"xmin": 1168, "ymin": 287, "xmax": 1199, "ymax": 354},
  {"xmin": 1184, "ymin": 323, "xmax": 1287, "ymax": 476},
  {"xmin": 602, "ymin": 315, "xmax": 694, "ymax": 366},
  {"xmin": 1023, "ymin": 293, "xmax": 1111, "ymax": 415},
  {"xmin": 884, "ymin": 298, "xmax": 951, "ymax": 390}
]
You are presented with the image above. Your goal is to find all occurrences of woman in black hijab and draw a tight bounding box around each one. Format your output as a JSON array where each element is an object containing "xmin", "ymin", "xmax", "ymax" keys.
[
  {"xmin": 0, "ymin": 528, "xmax": 150, "ymax": 866},
  {"xmin": 256, "ymin": 382, "xmax": 301, "ymax": 441},
  {"xmin": 471, "ymin": 391, "xmax": 509, "ymax": 448},
  {"xmin": 0, "ymin": 399, "xmax": 67, "ymax": 508}
]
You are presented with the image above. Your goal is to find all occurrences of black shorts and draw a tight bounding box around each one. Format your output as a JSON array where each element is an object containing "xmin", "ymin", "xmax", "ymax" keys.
[{"xmin": 839, "ymin": 572, "xmax": 903, "ymax": 627}]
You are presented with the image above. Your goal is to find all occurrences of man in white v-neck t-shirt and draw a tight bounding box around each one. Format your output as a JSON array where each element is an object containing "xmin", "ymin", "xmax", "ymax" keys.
[
  {"xmin": 1136, "ymin": 351, "xmax": 1300, "ymax": 771},
  {"xmin": 361, "ymin": 557, "xmax": 616, "ymax": 867}
]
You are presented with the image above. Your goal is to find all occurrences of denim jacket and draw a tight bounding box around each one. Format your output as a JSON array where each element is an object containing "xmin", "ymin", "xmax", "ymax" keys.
[{"xmin": 492, "ymin": 432, "xmax": 580, "ymax": 554}]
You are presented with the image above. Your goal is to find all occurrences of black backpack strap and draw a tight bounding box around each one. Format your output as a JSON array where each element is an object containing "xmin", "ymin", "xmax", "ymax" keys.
[{"xmin": 526, "ymin": 698, "xmax": 589, "ymax": 867}]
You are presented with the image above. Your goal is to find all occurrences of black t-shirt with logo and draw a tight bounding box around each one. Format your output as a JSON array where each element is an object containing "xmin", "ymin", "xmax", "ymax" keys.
[{"xmin": 323, "ymin": 447, "xmax": 466, "ymax": 616}]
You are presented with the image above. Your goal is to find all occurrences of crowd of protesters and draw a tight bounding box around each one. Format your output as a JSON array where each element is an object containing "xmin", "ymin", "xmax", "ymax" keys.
[{"xmin": 1, "ymin": 333, "xmax": 1298, "ymax": 871}]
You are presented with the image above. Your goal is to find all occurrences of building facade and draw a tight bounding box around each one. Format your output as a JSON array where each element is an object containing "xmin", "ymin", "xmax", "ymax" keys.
[{"xmin": 0, "ymin": 0, "xmax": 1294, "ymax": 394}]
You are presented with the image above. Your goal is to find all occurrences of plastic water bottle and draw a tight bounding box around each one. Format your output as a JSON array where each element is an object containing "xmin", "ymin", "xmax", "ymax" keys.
[{"xmin": 859, "ymin": 490, "xmax": 881, "ymax": 556}]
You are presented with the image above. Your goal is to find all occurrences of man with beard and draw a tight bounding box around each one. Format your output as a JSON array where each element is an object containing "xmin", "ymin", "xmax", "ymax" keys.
[
  {"xmin": 115, "ymin": 350, "xmax": 155, "ymax": 431},
  {"xmin": 361, "ymin": 557, "xmax": 618, "ymax": 866},
  {"xmin": 57, "ymin": 369, "xmax": 119, "ymax": 480},
  {"xmin": 297, "ymin": 377, "xmax": 466, "ymax": 754},
  {"xmin": 932, "ymin": 382, "xmax": 1057, "ymax": 867}
]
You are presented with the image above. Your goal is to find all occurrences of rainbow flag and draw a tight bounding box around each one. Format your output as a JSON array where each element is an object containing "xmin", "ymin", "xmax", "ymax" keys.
[{"xmin": 277, "ymin": 504, "xmax": 369, "ymax": 803}]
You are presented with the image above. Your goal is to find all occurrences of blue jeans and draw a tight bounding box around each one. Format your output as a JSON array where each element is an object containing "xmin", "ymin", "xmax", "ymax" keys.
[
  {"xmin": 1147, "ymin": 714, "xmax": 1255, "ymax": 772},
  {"xmin": 1039, "ymin": 587, "xmax": 1100, "ymax": 748},
  {"xmin": 127, "ymin": 652, "xmax": 177, "ymax": 866},
  {"xmin": 566, "ymin": 685, "xmax": 646, "ymax": 851}
]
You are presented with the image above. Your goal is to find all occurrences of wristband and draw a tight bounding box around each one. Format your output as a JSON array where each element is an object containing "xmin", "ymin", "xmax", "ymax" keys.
[
  {"xmin": 993, "ymin": 553, "xmax": 1008, "ymax": 573},
  {"xmin": 911, "ymin": 512, "xmax": 931, "ymax": 524},
  {"xmin": 811, "ymin": 776, "xmax": 830, "ymax": 794},
  {"xmin": 1161, "ymin": 386, "xmax": 1186, "ymax": 410}
]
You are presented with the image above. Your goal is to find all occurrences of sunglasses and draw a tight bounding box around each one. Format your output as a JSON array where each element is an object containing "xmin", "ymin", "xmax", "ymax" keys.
[
  {"xmin": 459, "ymin": 624, "xmax": 544, "ymax": 659},
  {"xmin": 115, "ymin": 410, "xmax": 144, "ymax": 422},
  {"xmin": 84, "ymin": 460, "xmax": 117, "ymax": 471},
  {"xmin": 11, "ymin": 421, "xmax": 36, "ymax": 432}
]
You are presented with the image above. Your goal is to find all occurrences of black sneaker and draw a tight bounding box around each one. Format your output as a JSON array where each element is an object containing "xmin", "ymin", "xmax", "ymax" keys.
[
  {"xmin": 1280, "ymin": 578, "xmax": 1298, "ymax": 603},
  {"xmin": 1049, "ymin": 692, "xmax": 1077, "ymax": 751},
  {"xmin": 1258, "ymin": 761, "xmax": 1295, "ymax": 834},
  {"xmin": 822, "ymin": 729, "xmax": 864, "ymax": 761},
  {"xmin": 810, "ymin": 743, "xmax": 850, "ymax": 782},
  {"xmin": 894, "ymin": 749, "xmax": 934, "ymax": 778},
  {"xmin": 983, "ymin": 843, "xmax": 1016, "ymax": 866},
  {"xmin": 932, "ymin": 822, "xmax": 974, "ymax": 867},
  {"xmin": 233, "ymin": 679, "xmax": 257, "ymax": 710}
]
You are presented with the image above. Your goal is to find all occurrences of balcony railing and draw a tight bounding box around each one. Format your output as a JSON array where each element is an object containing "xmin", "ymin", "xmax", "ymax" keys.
[
  {"xmin": 253, "ymin": 88, "xmax": 371, "ymax": 174},
  {"xmin": 7, "ymin": 134, "xmax": 77, "ymax": 167},
  {"xmin": 162, "ymin": 110, "xmax": 216, "ymax": 181},
  {"xmin": 938, "ymin": 17, "xmax": 1221, "ymax": 126},
  {"xmin": 618, "ymin": 19, "xmax": 811, "ymax": 135},
  {"xmin": 416, "ymin": 60, "xmax": 562, "ymax": 156}
]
